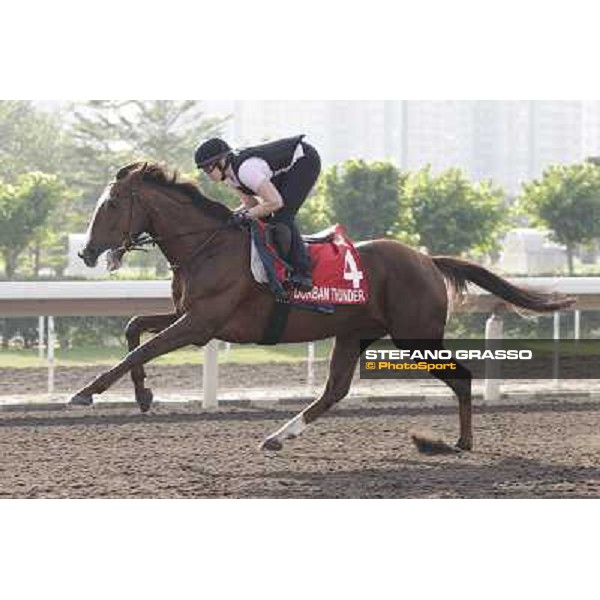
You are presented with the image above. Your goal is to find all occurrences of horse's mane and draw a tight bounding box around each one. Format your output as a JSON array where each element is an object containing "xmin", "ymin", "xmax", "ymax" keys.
[{"xmin": 117, "ymin": 162, "xmax": 232, "ymax": 221}]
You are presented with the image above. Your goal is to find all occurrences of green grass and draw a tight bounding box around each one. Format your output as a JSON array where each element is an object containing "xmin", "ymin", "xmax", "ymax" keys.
[{"xmin": 0, "ymin": 339, "xmax": 334, "ymax": 368}]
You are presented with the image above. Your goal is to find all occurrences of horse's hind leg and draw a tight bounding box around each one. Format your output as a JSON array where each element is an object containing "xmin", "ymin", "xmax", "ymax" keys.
[
  {"xmin": 393, "ymin": 338, "xmax": 473, "ymax": 451},
  {"xmin": 427, "ymin": 355, "xmax": 473, "ymax": 450},
  {"xmin": 125, "ymin": 314, "xmax": 179, "ymax": 412},
  {"xmin": 260, "ymin": 333, "xmax": 366, "ymax": 451}
]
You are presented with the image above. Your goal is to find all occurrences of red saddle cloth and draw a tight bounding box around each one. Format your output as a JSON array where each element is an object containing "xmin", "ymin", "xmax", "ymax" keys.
[{"xmin": 284, "ymin": 224, "xmax": 369, "ymax": 305}]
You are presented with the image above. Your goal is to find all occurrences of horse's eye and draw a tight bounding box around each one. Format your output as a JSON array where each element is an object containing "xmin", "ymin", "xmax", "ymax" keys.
[{"xmin": 106, "ymin": 197, "xmax": 118, "ymax": 208}]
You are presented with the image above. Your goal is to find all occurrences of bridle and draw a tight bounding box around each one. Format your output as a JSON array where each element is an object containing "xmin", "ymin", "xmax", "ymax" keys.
[{"xmin": 114, "ymin": 179, "xmax": 231, "ymax": 269}]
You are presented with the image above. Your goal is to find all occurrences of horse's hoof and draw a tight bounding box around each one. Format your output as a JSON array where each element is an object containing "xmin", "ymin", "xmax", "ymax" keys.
[
  {"xmin": 456, "ymin": 438, "xmax": 473, "ymax": 451},
  {"xmin": 411, "ymin": 432, "xmax": 459, "ymax": 455},
  {"xmin": 137, "ymin": 388, "xmax": 154, "ymax": 413},
  {"xmin": 260, "ymin": 437, "xmax": 283, "ymax": 452},
  {"xmin": 69, "ymin": 393, "xmax": 93, "ymax": 407}
]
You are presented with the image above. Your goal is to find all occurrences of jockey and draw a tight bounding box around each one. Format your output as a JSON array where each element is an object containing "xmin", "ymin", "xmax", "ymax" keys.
[{"xmin": 194, "ymin": 135, "xmax": 321, "ymax": 292}]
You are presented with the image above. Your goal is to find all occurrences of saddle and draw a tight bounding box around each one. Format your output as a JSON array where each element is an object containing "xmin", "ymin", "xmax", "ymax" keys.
[
  {"xmin": 250, "ymin": 221, "xmax": 370, "ymax": 345},
  {"xmin": 250, "ymin": 221, "xmax": 369, "ymax": 306},
  {"xmin": 263, "ymin": 222, "xmax": 337, "ymax": 254},
  {"xmin": 302, "ymin": 225, "xmax": 338, "ymax": 244}
]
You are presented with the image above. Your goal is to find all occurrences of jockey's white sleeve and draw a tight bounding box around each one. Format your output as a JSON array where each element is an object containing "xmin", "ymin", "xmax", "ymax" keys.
[
  {"xmin": 237, "ymin": 158, "xmax": 273, "ymax": 194},
  {"xmin": 235, "ymin": 143, "xmax": 305, "ymax": 194}
]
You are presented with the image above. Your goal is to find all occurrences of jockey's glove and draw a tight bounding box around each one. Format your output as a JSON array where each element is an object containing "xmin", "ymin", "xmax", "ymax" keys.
[{"xmin": 228, "ymin": 208, "xmax": 253, "ymax": 228}]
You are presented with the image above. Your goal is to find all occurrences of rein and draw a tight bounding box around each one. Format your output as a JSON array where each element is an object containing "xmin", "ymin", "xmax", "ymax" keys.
[{"xmin": 115, "ymin": 184, "xmax": 232, "ymax": 269}]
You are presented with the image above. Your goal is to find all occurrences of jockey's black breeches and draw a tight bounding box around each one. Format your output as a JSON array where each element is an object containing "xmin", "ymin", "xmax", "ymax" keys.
[
  {"xmin": 269, "ymin": 142, "xmax": 321, "ymax": 275},
  {"xmin": 271, "ymin": 142, "xmax": 321, "ymax": 217}
]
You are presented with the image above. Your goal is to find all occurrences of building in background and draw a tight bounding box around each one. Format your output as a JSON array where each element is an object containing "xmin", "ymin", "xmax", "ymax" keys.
[
  {"xmin": 470, "ymin": 101, "xmax": 532, "ymax": 196},
  {"xmin": 400, "ymin": 100, "xmax": 474, "ymax": 173},
  {"xmin": 497, "ymin": 228, "xmax": 567, "ymax": 275},
  {"xmin": 36, "ymin": 100, "xmax": 600, "ymax": 195},
  {"xmin": 229, "ymin": 100, "xmax": 401, "ymax": 164},
  {"xmin": 226, "ymin": 100, "xmax": 600, "ymax": 194}
]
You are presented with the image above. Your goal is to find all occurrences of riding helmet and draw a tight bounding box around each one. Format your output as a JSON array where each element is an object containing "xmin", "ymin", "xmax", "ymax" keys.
[{"xmin": 194, "ymin": 138, "xmax": 232, "ymax": 168}]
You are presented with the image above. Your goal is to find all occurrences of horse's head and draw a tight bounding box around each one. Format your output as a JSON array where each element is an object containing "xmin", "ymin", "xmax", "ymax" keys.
[{"xmin": 79, "ymin": 162, "xmax": 151, "ymax": 268}]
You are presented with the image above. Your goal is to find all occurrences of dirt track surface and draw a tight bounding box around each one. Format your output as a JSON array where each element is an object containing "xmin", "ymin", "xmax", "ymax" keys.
[
  {"xmin": 2, "ymin": 398, "xmax": 600, "ymax": 498},
  {"xmin": 0, "ymin": 363, "xmax": 329, "ymax": 395}
]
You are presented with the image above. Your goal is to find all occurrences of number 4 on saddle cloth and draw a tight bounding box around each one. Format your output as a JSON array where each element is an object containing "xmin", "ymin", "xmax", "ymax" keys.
[{"xmin": 249, "ymin": 221, "xmax": 370, "ymax": 312}]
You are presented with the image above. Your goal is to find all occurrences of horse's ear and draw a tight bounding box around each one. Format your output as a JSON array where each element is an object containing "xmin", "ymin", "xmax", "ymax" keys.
[
  {"xmin": 116, "ymin": 162, "xmax": 140, "ymax": 180},
  {"xmin": 133, "ymin": 162, "xmax": 149, "ymax": 182}
]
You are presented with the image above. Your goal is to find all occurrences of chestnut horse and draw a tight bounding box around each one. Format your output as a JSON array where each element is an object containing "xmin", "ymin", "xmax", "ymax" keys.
[{"xmin": 73, "ymin": 163, "xmax": 573, "ymax": 453}]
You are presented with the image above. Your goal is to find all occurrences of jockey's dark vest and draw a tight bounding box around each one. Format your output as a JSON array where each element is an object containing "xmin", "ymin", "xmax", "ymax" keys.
[{"xmin": 230, "ymin": 134, "xmax": 305, "ymax": 195}]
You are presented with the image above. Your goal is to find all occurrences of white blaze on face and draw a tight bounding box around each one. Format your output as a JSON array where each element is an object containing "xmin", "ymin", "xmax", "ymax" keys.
[
  {"xmin": 83, "ymin": 184, "xmax": 125, "ymax": 271},
  {"xmin": 85, "ymin": 184, "xmax": 112, "ymax": 241}
]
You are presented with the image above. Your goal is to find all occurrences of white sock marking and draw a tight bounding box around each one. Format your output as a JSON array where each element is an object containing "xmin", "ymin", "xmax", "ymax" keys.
[{"xmin": 274, "ymin": 413, "xmax": 307, "ymax": 441}]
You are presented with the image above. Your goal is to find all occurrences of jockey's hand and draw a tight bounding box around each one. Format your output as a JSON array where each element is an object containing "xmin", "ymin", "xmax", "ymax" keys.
[{"xmin": 228, "ymin": 208, "xmax": 253, "ymax": 228}]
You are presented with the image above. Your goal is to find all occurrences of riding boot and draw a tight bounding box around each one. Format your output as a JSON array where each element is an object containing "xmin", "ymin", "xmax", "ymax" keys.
[{"xmin": 287, "ymin": 221, "xmax": 313, "ymax": 292}]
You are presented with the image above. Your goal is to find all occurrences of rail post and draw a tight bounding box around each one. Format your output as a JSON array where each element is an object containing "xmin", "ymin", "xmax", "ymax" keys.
[
  {"xmin": 38, "ymin": 316, "xmax": 45, "ymax": 359},
  {"xmin": 47, "ymin": 316, "xmax": 55, "ymax": 395},
  {"xmin": 553, "ymin": 312, "xmax": 560, "ymax": 386},
  {"xmin": 484, "ymin": 311, "xmax": 503, "ymax": 403},
  {"xmin": 203, "ymin": 339, "xmax": 219, "ymax": 408}
]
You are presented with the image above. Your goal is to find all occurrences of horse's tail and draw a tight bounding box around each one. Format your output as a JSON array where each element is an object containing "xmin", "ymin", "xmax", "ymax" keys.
[{"xmin": 432, "ymin": 256, "xmax": 575, "ymax": 313}]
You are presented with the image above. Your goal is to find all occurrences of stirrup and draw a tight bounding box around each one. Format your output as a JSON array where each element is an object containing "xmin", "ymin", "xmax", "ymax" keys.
[{"xmin": 289, "ymin": 274, "xmax": 313, "ymax": 293}]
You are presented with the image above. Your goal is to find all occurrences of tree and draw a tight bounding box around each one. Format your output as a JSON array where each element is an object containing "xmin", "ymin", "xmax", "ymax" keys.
[
  {"xmin": 65, "ymin": 101, "xmax": 230, "ymax": 276},
  {"xmin": 519, "ymin": 162, "xmax": 600, "ymax": 274},
  {"xmin": 316, "ymin": 159, "xmax": 404, "ymax": 240},
  {"xmin": 296, "ymin": 177, "xmax": 333, "ymax": 234},
  {"xmin": 402, "ymin": 166, "xmax": 507, "ymax": 256},
  {"xmin": 28, "ymin": 190, "xmax": 79, "ymax": 277},
  {"xmin": 0, "ymin": 101, "xmax": 68, "ymax": 182},
  {"xmin": 0, "ymin": 173, "xmax": 65, "ymax": 278},
  {"xmin": 68, "ymin": 100, "xmax": 229, "ymax": 199},
  {"xmin": 0, "ymin": 102, "xmax": 83, "ymax": 278}
]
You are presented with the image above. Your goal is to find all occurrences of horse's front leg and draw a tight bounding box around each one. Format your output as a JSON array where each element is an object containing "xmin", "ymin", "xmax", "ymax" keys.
[
  {"xmin": 125, "ymin": 313, "xmax": 179, "ymax": 412},
  {"xmin": 261, "ymin": 334, "xmax": 363, "ymax": 451},
  {"xmin": 69, "ymin": 313, "xmax": 200, "ymax": 408}
]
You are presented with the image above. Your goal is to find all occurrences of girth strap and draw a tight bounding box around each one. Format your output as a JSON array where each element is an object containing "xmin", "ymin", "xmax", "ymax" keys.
[{"xmin": 259, "ymin": 300, "xmax": 292, "ymax": 345}]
